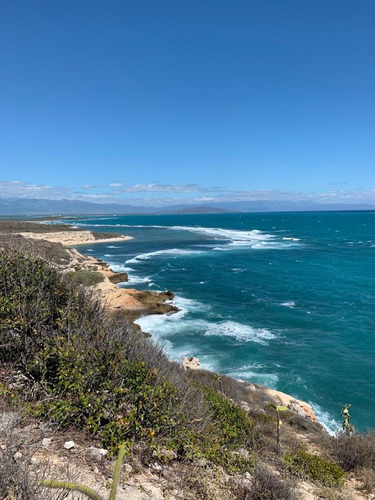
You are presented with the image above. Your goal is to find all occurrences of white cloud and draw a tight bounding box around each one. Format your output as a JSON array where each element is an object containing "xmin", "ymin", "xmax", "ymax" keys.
[
  {"xmin": 1, "ymin": 180, "xmax": 375, "ymax": 207},
  {"xmin": 0, "ymin": 181, "xmax": 74, "ymax": 199},
  {"xmin": 120, "ymin": 183, "xmax": 202, "ymax": 193}
]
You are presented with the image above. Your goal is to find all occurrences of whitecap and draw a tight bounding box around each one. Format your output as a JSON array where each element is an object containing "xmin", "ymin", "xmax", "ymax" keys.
[
  {"xmin": 109, "ymin": 265, "xmax": 135, "ymax": 272},
  {"xmin": 104, "ymin": 254, "xmax": 113, "ymax": 257},
  {"xmin": 107, "ymin": 245, "xmax": 121, "ymax": 248},
  {"xmin": 310, "ymin": 403, "xmax": 340, "ymax": 435},
  {"xmin": 280, "ymin": 301, "xmax": 296, "ymax": 308},
  {"xmin": 204, "ymin": 320, "xmax": 277, "ymax": 345},
  {"xmin": 125, "ymin": 248, "xmax": 202, "ymax": 264}
]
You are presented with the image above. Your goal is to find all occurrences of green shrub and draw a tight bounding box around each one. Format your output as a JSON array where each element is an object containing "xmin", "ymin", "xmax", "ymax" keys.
[
  {"xmin": 283, "ymin": 449, "xmax": 344, "ymax": 486},
  {"xmin": 0, "ymin": 248, "xmax": 257, "ymax": 472},
  {"xmin": 66, "ymin": 270, "xmax": 104, "ymax": 287}
]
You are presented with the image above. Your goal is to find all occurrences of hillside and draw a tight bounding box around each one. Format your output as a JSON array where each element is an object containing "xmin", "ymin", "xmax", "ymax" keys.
[{"xmin": 0, "ymin": 226, "xmax": 374, "ymax": 499}]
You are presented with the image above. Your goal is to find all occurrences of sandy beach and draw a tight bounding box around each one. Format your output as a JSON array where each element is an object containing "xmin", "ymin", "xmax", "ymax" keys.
[{"xmin": 17, "ymin": 230, "xmax": 132, "ymax": 246}]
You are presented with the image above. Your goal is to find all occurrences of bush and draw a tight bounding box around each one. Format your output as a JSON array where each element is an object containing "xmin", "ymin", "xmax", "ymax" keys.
[
  {"xmin": 283, "ymin": 449, "xmax": 344, "ymax": 486},
  {"xmin": 0, "ymin": 411, "xmax": 61, "ymax": 500},
  {"xmin": 0, "ymin": 248, "xmax": 256, "ymax": 471},
  {"xmin": 240, "ymin": 464, "xmax": 297, "ymax": 500},
  {"xmin": 329, "ymin": 432, "xmax": 375, "ymax": 472},
  {"xmin": 66, "ymin": 270, "xmax": 104, "ymax": 287}
]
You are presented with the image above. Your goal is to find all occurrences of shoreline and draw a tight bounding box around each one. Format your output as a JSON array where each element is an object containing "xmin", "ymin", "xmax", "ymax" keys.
[
  {"xmin": 17, "ymin": 230, "xmax": 133, "ymax": 246},
  {"xmin": 1, "ymin": 220, "xmax": 320, "ymax": 425}
]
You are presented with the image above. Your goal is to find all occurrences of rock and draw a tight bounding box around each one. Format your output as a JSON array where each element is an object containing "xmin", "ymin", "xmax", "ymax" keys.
[
  {"xmin": 14, "ymin": 451, "xmax": 22, "ymax": 459},
  {"xmin": 150, "ymin": 462, "xmax": 163, "ymax": 471},
  {"xmin": 0, "ymin": 412, "xmax": 18, "ymax": 431},
  {"xmin": 108, "ymin": 272, "xmax": 129, "ymax": 284},
  {"xmin": 253, "ymin": 385, "xmax": 318, "ymax": 422},
  {"xmin": 86, "ymin": 446, "xmax": 108, "ymax": 460},
  {"xmin": 239, "ymin": 401, "xmax": 251, "ymax": 412},
  {"xmin": 237, "ymin": 448, "xmax": 250, "ymax": 461},
  {"xmin": 195, "ymin": 458, "xmax": 208, "ymax": 467},
  {"xmin": 182, "ymin": 356, "xmax": 201, "ymax": 370},
  {"xmin": 124, "ymin": 463, "xmax": 133, "ymax": 474},
  {"xmin": 42, "ymin": 438, "xmax": 52, "ymax": 447},
  {"xmin": 63, "ymin": 440, "xmax": 76, "ymax": 450}
]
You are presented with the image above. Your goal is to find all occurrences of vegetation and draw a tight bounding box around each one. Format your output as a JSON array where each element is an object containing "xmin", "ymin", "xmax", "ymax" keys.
[
  {"xmin": 3, "ymin": 241, "xmax": 375, "ymax": 498},
  {"xmin": 329, "ymin": 431, "xmax": 375, "ymax": 471},
  {"xmin": 66, "ymin": 269, "xmax": 104, "ymax": 286},
  {"xmin": 283, "ymin": 449, "xmax": 345, "ymax": 486},
  {"xmin": 245, "ymin": 464, "xmax": 297, "ymax": 500},
  {"xmin": 0, "ymin": 248, "xmax": 256, "ymax": 470},
  {"xmin": 40, "ymin": 443, "xmax": 127, "ymax": 500}
]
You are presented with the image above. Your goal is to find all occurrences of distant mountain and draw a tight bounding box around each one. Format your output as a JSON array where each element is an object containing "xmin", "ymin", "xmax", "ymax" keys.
[
  {"xmin": 160, "ymin": 205, "xmax": 229, "ymax": 214},
  {"xmin": 0, "ymin": 198, "xmax": 155, "ymax": 215},
  {"xmin": 0, "ymin": 197, "xmax": 374, "ymax": 216}
]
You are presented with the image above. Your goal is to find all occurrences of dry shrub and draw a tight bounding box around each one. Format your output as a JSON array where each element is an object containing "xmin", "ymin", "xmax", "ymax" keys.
[
  {"xmin": 329, "ymin": 432, "xmax": 375, "ymax": 472},
  {"xmin": 355, "ymin": 467, "xmax": 375, "ymax": 493},
  {"xmin": 315, "ymin": 486, "xmax": 355, "ymax": 500},
  {"xmin": 0, "ymin": 411, "xmax": 65, "ymax": 500},
  {"xmin": 242, "ymin": 464, "xmax": 297, "ymax": 500}
]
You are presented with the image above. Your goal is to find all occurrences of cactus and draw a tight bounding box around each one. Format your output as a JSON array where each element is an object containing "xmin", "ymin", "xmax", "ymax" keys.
[
  {"xmin": 40, "ymin": 442, "xmax": 127, "ymax": 500},
  {"xmin": 340, "ymin": 404, "xmax": 355, "ymax": 435},
  {"xmin": 269, "ymin": 402, "xmax": 288, "ymax": 456}
]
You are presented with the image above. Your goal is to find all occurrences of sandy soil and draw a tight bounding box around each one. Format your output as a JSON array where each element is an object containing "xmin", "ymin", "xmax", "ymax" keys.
[{"xmin": 18, "ymin": 230, "xmax": 132, "ymax": 246}]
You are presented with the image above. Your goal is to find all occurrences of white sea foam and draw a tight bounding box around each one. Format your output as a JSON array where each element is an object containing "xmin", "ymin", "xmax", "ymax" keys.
[
  {"xmin": 226, "ymin": 368, "xmax": 279, "ymax": 386},
  {"xmin": 280, "ymin": 301, "xmax": 296, "ymax": 308},
  {"xmin": 107, "ymin": 264, "xmax": 134, "ymax": 272},
  {"xmin": 204, "ymin": 321, "xmax": 277, "ymax": 345},
  {"xmin": 104, "ymin": 254, "xmax": 113, "ymax": 257},
  {"xmin": 73, "ymin": 222, "xmax": 302, "ymax": 251},
  {"xmin": 310, "ymin": 403, "xmax": 340, "ymax": 435},
  {"xmin": 107, "ymin": 245, "xmax": 121, "ymax": 248},
  {"xmin": 125, "ymin": 248, "xmax": 202, "ymax": 264}
]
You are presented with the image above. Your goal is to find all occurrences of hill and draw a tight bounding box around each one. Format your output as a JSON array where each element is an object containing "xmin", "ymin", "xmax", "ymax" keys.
[{"xmin": 0, "ymin": 228, "xmax": 374, "ymax": 499}]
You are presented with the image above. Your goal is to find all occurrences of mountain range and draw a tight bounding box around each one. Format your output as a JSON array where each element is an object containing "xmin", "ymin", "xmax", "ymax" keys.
[{"xmin": 0, "ymin": 197, "xmax": 374, "ymax": 216}]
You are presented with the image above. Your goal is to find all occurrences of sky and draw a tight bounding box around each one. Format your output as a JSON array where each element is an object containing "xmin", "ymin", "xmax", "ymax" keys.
[{"xmin": 1, "ymin": 0, "xmax": 375, "ymax": 206}]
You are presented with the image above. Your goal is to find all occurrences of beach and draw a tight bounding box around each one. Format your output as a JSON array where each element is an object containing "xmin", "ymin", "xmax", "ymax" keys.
[{"xmin": 17, "ymin": 229, "xmax": 132, "ymax": 246}]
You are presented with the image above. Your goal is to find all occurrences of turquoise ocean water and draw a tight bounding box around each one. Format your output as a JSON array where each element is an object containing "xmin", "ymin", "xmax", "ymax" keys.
[{"xmin": 65, "ymin": 211, "xmax": 375, "ymax": 433}]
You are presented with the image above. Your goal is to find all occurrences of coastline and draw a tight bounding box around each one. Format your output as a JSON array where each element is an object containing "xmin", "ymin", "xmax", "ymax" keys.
[
  {"xmin": 1, "ymin": 220, "xmax": 320, "ymax": 425},
  {"xmin": 17, "ymin": 230, "xmax": 133, "ymax": 246},
  {"xmin": 64, "ymin": 232, "xmax": 320, "ymax": 424}
]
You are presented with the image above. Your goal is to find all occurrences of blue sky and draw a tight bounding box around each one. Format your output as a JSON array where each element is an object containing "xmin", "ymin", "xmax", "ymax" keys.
[{"xmin": 1, "ymin": 0, "xmax": 374, "ymax": 206}]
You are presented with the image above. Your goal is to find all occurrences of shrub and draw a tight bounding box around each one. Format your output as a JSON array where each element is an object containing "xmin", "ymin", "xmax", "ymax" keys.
[
  {"xmin": 283, "ymin": 449, "xmax": 344, "ymax": 486},
  {"xmin": 0, "ymin": 411, "xmax": 61, "ymax": 500},
  {"xmin": 329, "ymin": 432, "xmax": 375, "ymax": 472},
  {"xmin": 66, "ymin": 270, "xmax": 104, "ymax": 287},
  {"xmin": 0, "ymin": 248, "xmax": 256, "ymax": 471},
  {"xmin": 238, "ymin": 464, "xmax": 297, "ymax": 500}
]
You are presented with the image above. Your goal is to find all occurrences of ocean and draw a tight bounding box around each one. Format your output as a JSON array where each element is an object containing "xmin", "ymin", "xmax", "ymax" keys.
[{"xmin": 65, "ymin": 211, "xmax": 375, "ymax": 433}]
